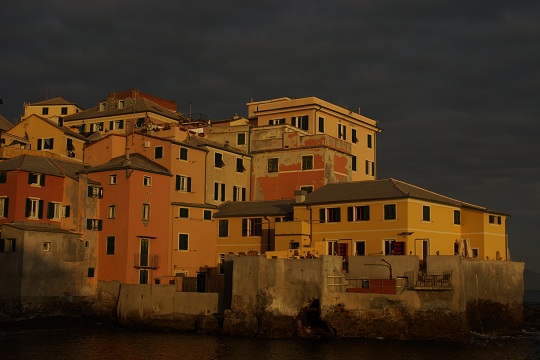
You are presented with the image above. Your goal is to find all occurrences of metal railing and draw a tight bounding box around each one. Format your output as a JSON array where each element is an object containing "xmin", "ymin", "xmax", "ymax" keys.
[{"xmin": 413, "ymin": 270, "xmax": 452, "ymax": 289}]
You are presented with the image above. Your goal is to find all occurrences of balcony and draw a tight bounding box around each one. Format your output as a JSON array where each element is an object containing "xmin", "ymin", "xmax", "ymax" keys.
[{"xmin": 134, "ymin": 253, "xmax": 160, "ymax": 269}]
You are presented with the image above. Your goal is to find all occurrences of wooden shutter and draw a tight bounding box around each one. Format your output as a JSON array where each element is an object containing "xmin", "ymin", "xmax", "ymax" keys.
[
  {"xmin": 319, "ymin": 209, "xmax": 326, "ymax": 223},
  {"xmin": 64, "ymin": 205, "xmax": 70, "ymax": 218},
  {"xmin": 47, "ymin": 202, "xmax": 54, "ymax": 219},
  {"xmin": 214, "ymin": 182, "xmax": 219, "ymax": 200},
  {"xmin": 87, "ymin": 219, "xmax": 92, "ymax": 230},
  {"xmin": 3, "ymin": 197, "xmax": 8, "ymax": 217},
  {"xmin": 233, "ymin": 186, "xmax": 237, "ymax": 201},
  {"xmin": 242, "ymin": 188, "xmax": 246, "ymax": 201},
  {"xmin": 187, "ymin": 177, "xmax": 191, "ymax": 192},
  {"xmin": 37, "ymin": 139, "xmax": 43, "ymax": 150},
  {"xmin": 221, "ymin": 183, "xmax": 225, "ymax": 201},
  {"xmin": 40, "ymin": 174, "xmax": 46, "ymax": 186},
  {"xmin": 38, "ymin": 200, "xmax": 44, "ymax": 219},
  {"xmin": 175, "ymin": 175, "xmax": 180, "ymax": 191},
  {"xmin": 98, "ymin": 220, "xmax": 103, "ymax": 231},
  {"xmin": 348, "ymin": 207, "xmax": 354, "ymax": 222},
  {"xmin": 25, "ymin": 198, "xmax": 31, "ymax": 217},
  {"xmin": 242, "ymin": 219, "xmax": 248, "ymax": 236},
  {"xmin": 0, "ymin": 238, "xmax": 4, "ymax": 252},
  {"xmin": 49, "ymin": 138, "xmax": 54, "ymax": 149}
]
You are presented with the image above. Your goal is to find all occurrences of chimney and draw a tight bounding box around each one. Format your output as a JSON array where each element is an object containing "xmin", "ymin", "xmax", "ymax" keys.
[{"xmin": 294, "ymin": 190, "xmax": 307, "ymax": 203}]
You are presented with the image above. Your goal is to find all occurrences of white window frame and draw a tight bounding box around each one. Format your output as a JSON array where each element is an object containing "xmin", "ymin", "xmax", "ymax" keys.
[
  {"xmin": 142, "ymin": 203, "xmax": 150, "ymax": 221},
  {"xmin": 28, "ymin": 198, "xmax": 40, "ymax": 219},
  {"xmin": 327, "ymin": 240, "xmax": 338, "ymax": 255},
  {"xmin": 109, "ymin": 174, "xmax": 117, "ymax": 185},
  {"xmin": 38, "ymin": 137, "xmax": 54, "ymax": 150},
  {"xmin": 108, "ymin": 205, "xmax": 116, "ymax": 219},
  {"xmin": 43, "ymin": 242, "xmax": 51, "ymax": 252},
  {"xmin": 338, "ymin": 124, "xmax": 347, "ymax": 140},
  {"xmin": 143, "ymin": 176, "xmax": 152, "ymax": 187},
  {"xmin": 51, "ymin": 202, "xmax": 62, "ymax": 220},
  {"xmin": 0, "ymin": 197, "xmax": 7, "ymax": 218},
  {"xmin": 301, "ymin": 155, "xmax": 313, "ymax": 170}
]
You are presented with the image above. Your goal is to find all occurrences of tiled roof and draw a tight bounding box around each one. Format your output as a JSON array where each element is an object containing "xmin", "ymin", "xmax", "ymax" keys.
[
  {"xmin": 214, "ymin": 199, "xmax": 295, "ymax": 218},
  {"xmin": 0, "ymin": 114, "xmax": 14, "ymax": 131},
  {"xmin": 87, "ymin": 153, "xmax": 172, "ymax": 176},
  {"xmin": 40, "ymin": 117, "xmax": 87, "ymax": 141},
  {"xmin": 0, "ymin": 155, "xmax": 89, "ymax": 180},
  {"xmin": 303, "ymin": 178, "xmax": 487, "ymax": 210},
  {"xmin": 63, "ymin": 98, "xmax": 184, "ymax": 122},
  {"xmin": 29, "ymin": 97, "xmax": 76, "ymax": 106}
]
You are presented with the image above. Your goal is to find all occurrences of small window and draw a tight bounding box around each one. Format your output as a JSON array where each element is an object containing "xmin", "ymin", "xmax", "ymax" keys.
[
  {"xmin": 355, "ymin": 241, "xmax": 366, "ymax": 256},
  {"xmin": 86, "ymin": 219, "xmax": 102, "ymax": 231},
  {"xmin": 215, "ymin": 153, "xmax": 225, "ymax": 168},
  {"xmin": 236, "ymin": 158, "xmax": 246, "ymax": 172},
  {"xmin": 214, "ymin": 182, "xmax": 226, "ymax": 201},
  {"xmin": 242, "ymin": 218, "xmax": 262, "ymax": 236},
  {"xmin": 318, "ymin": 117, "xmax": 325, "ymax": 133},
  {"xmin": 61, "ymin": 107, "xmax": 68, "ymax": 115},
  {"xmin": 25, "ymin": 198, "xmax": 42, "ymax": 219},
  {"xmin": 109, "ymin": 120, "xmax": 124, "ymax": 130},
  {"xmin": 106, "ymin": 236, "xmax": 115, "ymax": 255},
  {"xmin": 108, "ymin": 205, "xmax": 116, "ymax": 219},
  {"xmin": 348, "ymin": 205, "xmax": 370, "ymax": 221},
  {"xmin": 179, "ymin": 147, "xmax": 188, "ymax": 161},
  {"xmin": 203, "ymin": 210, "xmax": 212, "ymax": 220},
  {"xmin": 118, "ymin": 100, "xmax": 125, "ymax": 109},
  {"xmin": 0, "ymin": 238, "xmax": 16, "ymax": 252},
  {"xmin": 28, "ymin": 172, "xmax": 45, "ymax": 186},
  {"xmin": 489, "ymin": 215, "xmax": 502, "ymax": 224},
  {"xmin": 367, "ymin": 134, "xmax": 373, "ymax": 149},
  {"xmin": 0, "ymin": 197, "xmax": 9, "ymax": 218},
  {"xmin": 302, "ymin": 155, "xmax": 313, "ymax": 170},
  {"xmin": 175, "ymin": 175, "xmax": 192, "ymax": 192},
  {"xmin": 42, "ymin": 107, "xmax": 49, "ymax": 115},
  {"xmin": 37, "ymin": 138, "xmax": 54, "ymax": 150},
  {"xmin": 154, "ymin": 146, "xmax": 164, "ymax": 159},
  {"xmin": 88, "ymin": 268, "xmax": 95, "ymax": 278},
  {"xmin": 88, "ymin": 186, "xmax": 103, "ymax": 198},
  {"xmin": 454, "ymin": 210, "xmax": 461, "ymax": 225},
  {"xmin": 290, "ymin": 242, "xmax": 300, "ymax": 250},
  {"xmin": 384, "ymin": 204, "xmax": 397, "ymax": 220},
  {"xmin": 0, "ymin": 172, "xmax": 6, "ymax": 184},
  {"xmin": 46, "ymin": 202, "xmax": 62, "ymax": 220},
  {"xmin": 178, "ymin": 234, "xmax": 189, "ymax": 251},
  {"xmin": 233, "ymin": 186, "xmax": 246, "ymax": 202},
  {"xmin": 109, "ymin": 174, "xmax": 117, "ymax": 185},
  {"xmin": 422, "ymin": 206, "xmax": 431, "ymax": 221},
  {"xmin": 143, "ymin": 176, "xmax": 152, "ymax": 187},
  {"xmin": 268, "ymin": 158, "xmax": 278, "ymax": 172},
  {"xmin": 142, "ymin": 203, "xmax": 150, "ymax": 221},
  {"xmin": 43, "ymin": 242, "xmax": 51, "ymax": 252},
  {"xmin": 218, "ymin": 219, "xmax": 229, "ymax": 237},
  {"xmin": 352, "ymin": 156, "xmax": 357, "ymax": 172},
  {"xmin": 237, "ymin": 133, "xmax": 246, "ymax": 145},
  {"xmin": 338, "ymin": 124, "xmax": 347, "ymax": 140},
  {"xmin": 300, "ymin": 186, "xmax": 313, "ymax": 194},
  {"xmin": 292, "ymin": 115, "xmax": 309, "ymax": 130},
  {"xmin": 179, "ymin": 207, "xmax": 189, "ymax": 218},
  {"xmin": 352, "ymin": 129, "xmax": 358, "ymax": 143}
]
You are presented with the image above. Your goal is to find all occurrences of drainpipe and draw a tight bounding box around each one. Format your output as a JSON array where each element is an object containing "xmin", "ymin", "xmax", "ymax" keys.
[{"xmin": 264, "ymin": 216, "xmax": 271, "ymax": 252}]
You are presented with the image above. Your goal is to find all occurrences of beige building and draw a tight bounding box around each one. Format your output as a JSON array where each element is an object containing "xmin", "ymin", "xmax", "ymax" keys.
[{"xmin": 23, "ymin": 97, "xmax": 83, "ymax": 126}]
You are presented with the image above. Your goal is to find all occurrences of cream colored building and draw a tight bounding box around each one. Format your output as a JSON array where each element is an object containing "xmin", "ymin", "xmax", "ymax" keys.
[{"xmin": 23, "ymin": 97, "xmax": 83, "ymax": 126}]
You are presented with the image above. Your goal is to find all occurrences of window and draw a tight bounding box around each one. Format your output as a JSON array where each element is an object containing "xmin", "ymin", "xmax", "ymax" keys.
[
  {"xmin": 43, "ymin": 242, "xmax": 51, "ymax": 252},
  {"xmin": 269, "ymin": 118, "xmax": 286, "ymax": 125},
  {"xmin": 136, "ymin": 118, "xmax": 145, "ymax": 128},
  {"xmin": 300, "ymin": 186, "xmax": 313, "ymax": 194},
  {"xmin": 215, "ymin": 153, "xmax": 225, "ymax": 168},
  {"xmin": 78, "ymin": 124, "xmax": 86, "ymax": 134},
  {"xmin": 143, "ymin": 176, "xmax": 152, "ymax": 187},
  {"xmin": 86, "ymin": 219, "xmax": 102, "ymax": 231},
  {"xmin": 233, "ymin": 186, "xmax": 246, "ymax": 202},
  {"xmin": 489, "ymin": 215, "xmax": 502, "ymax": 224},
  {"xmin": 179, "ymin": 147, "xmax": 188, "ymax": 160},
  {"xmin": 178, "ymin": 233, "xmax": 189, "ymax": 251},
  {"xmin": 154, "ymin": 146, "xmax": 163, "ymax": 159},
  {"xmin": 472, "ymin": 248, "xmax": 479, "ymax": 258},
  {"xmin": 109, "ymin": 174, "xmax": 117, "ymax": 185},
  {"xmin": 28, "ymin": 172, "xmax": 45, "ymax": 186},
  {"xmin": 218, "ymin": 254, "xmax": 225, "ymax": 274},
  {"xmin": 88, "ymin": 268, "xmax": 95, "ymax": 278},
  {"xmin": 338, "ymin": 124, "xmax": 347, "ymax": 140},
  {"xmin": 367, "ymin": 134, "xmax": 373, "ymax": 149},
  {"xmin": 142, "ymin": 203, "xmax": 150, "ymax": 221},
  {"xmin": 0, "ymin": 238, "xmax": 16, "ymax": 252},
  {"xmin": 106, "ymin": 236, "xmax": 115, "ymax": 255},
  {"xmin": 355, "ymin": 241, "xmax": 366, "ymax": 256},
  {"xmin": 320, "ymin": 208, "xmax": 341, "ymax": 223},
  {"xmin": 61, "ymin": 205, "xmax": 70, "ymax": 218},
  {"xmin": 384, "ymin": 240, "xmax": 395, "ymax": 255},
  {"xmin": 302, "ymin": 155, "xmax": 313, "ymax": 170},
  {"xmin": 203, "ymin": 210, "xmax": 212, "ymax": 220},
  {"xmin": 214, "ymin": 182, "xmax": 226, "ymax": 201},
  {"xmin": 237, "ymin": 133, "xmax": 246, "ymax": 146},
  {"xmin": 348, "ymin": 205, "xmax": 370, "ymax": 221},
  {"xmin": 66, "ymin": 138, "xmax": 75, "ymax": 158},
  {"xmin": 139, "ymin": 270, "xmax": 149, "ymax": 284},
  {"xmin": 453, "ymin": 210, "xmax": 461, "ymax": 225},
  {"xmin": 318, "ymin": 117, "xmax": 325, "ymax": 133},
  {"xmin": 0, "ymin": 197, "xmax": 9, "ymax": 218},
  {"xmin": 90, "ymin": 123, "xmax": 103, "ymax": 132},
  {"xmin": 88, "ymin": 186, "xmax": 103, "ymax": 198},
  {"xmin": 218, "ymin": 219, "xmax": 229, "ymax": 237},
  {"xmin": 327, "ymin": 240, "xmax": 337, "ymax": 255},
  {"xmin": 37, "ymin": 138, "xmax": 54, "ymax": 150},
  {"xmin": 352, "ymin": 129, "xmax": 358, "ymax": 143},
  {"xmin": 292, "ymin": 115, "xmax": 309, "ymax": 130},
  {"xmin": 242, "ymin": 218, "xmax": 262, "ymax": 236},
  {"xmin": 290, "ymin": 242, "xmax": 300, "ymax": 250},
  {"xmin": 25, "ymin": 198, "xmax": 43, "ymax": 219},
  {"xmin": 99, "ymin": 102, "xmax": 106, "ymax": 111},
  {"xmin": 0, "ymin": 172, "xmax": 6, "ymax": 184},
  {"xmin": 108, "ymin": 205, "xmax": 116, "ymax": 219},
  {"xmin": 179, "ymin": 207, "xmax": 189, "ymax": 218},
  {"xmin": 236, "ymin": 158, "xmax": 246, "ymax": 172},
  {"xmin": 175, "ymin": 175, "xmax": 192, "ymax": 192},
  {"xmin": 365, "ymin": 160, "xmax": 375, "ymax": 176},
  {"xmin": 109, "ymin": 120, "xmax": 124, "ymax": 130},
  {"xmin": 118, "ymin": 100, "xmax": 125, "ymax": 109},
  {"xmin": 42, "ymin": 107, "xmax": 49, "ymax": 115},
  {"xmin": 384, "ymin": 204, "xmax": 397, "ymax": 220},
  {"xmin": 352, "ymin": 156, "xmax": 357, "ymax": 172},
  {"xmin": 61, "ymin": 107, "xmax": 68, "ymax": 115},
  {"xmin": 46, "ymin": 202, "xmax": 62, "ymax": 220},
  {"xmin": 422, "ymin": 206, "xmax": 431, "ymax": 221},
  {"xmin": 268, "ymin": 158, "xmax": 278, "ymax": 172}
]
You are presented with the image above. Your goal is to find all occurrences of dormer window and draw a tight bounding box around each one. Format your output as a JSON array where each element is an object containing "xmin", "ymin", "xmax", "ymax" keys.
[
  {"xmin": 99, "ymin": 102, "xmax": 106, "ymax": 112},
  {"xmin": 118, "ymin": 100, "xmax": 125, "ymax": 109}
]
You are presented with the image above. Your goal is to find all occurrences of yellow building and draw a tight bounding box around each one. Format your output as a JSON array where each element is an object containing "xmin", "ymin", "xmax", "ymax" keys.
[
  {"xmin": 23, "ymin": 97, "xmax": 83, "ymax": 126},
  {"xmin": 246, "ymin": 97, "xmax": 382, "ymax": 181},
  {"xmin": 214, "ymin": 179, "xmax": 509, "ymax": 263},
  {"xmin": 1, "ymin": 114, "xmax": 86, "ymax": 161}
]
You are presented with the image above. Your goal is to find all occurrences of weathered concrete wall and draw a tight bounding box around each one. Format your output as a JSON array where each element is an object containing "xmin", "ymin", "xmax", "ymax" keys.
[{"xmin": 224, "ymin": 255, "xmax": 524, "ymax": 341}]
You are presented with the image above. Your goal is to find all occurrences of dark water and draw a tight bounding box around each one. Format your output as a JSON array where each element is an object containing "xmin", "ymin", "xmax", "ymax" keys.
[{"xmin": 2, "ymin": 291, "xmax": 540, "ymax": 360}]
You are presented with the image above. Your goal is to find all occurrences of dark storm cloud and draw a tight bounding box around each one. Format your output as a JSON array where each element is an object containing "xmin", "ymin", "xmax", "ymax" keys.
[{"xmin": 1, "ymin": 0, "xmax": 539, "ymax": 270}]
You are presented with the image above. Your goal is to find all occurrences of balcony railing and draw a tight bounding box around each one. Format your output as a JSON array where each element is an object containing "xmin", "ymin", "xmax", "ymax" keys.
[{"xmin": 134, "ymin": 253, "xmax": 159, "ymax": 269}]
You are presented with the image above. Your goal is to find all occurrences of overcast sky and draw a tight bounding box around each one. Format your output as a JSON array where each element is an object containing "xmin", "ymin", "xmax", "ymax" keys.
[{"xmin": 1, "ymin": 1, "xmax": 539, "ymax": 272}]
